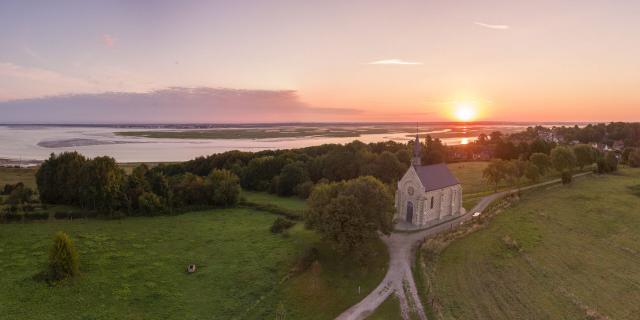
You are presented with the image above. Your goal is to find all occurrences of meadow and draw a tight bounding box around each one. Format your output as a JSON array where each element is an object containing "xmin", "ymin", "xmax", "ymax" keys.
[
  {"xmin": 0, "ymin": 166, "xmax": 387, "ymax": 320},
  {"xmin": 420, "ymin": 167, "xmax": 640, "ymax": 319}
]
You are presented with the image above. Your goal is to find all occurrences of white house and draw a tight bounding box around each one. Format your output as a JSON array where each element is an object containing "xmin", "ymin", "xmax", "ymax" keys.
[{"xmin": 395, "ymin": 134, "xmax": 463, "ymax": 227}]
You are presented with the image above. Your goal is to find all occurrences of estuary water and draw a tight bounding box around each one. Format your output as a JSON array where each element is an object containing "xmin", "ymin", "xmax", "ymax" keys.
[{"xmin": 0, "ymin": 123, "xmax": 538, "ymax": 163}]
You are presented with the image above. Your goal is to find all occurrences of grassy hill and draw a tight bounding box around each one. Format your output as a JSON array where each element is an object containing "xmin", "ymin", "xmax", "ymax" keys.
[{"xmin": 419, "ymin": 167, "xmax": 640, "ymax": 319}]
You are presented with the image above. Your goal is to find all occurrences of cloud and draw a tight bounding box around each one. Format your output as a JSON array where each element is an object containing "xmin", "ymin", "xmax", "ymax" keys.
[
  {"xmin": 0, "ymin": 87, "xmax": 362, "ymax": 123},
  {"xmin": 102, "ymin": 34, "xmax": 116, "ymax": 48},
  {"xmin": 474, "ymin": 22, "xmax": 510, "ymax": 30},
  {"xmin": 367, "ymin": 59, "xmax": 423, "ymax": 65}
]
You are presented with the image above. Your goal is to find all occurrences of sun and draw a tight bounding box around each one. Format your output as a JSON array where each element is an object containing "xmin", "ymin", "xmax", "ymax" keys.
[{"xmin": 454, "ymin": 102, "xmax": 477, "ymax": 122}]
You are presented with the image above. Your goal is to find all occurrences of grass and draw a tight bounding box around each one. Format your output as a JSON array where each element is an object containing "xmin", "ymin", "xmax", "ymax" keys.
[
  {"xmin": 448, "ymin": 162, "xmax": 595, "ymax": 210},
  {"xmin": 0, "ymin": 166, "xmax": 38, "ymax": 189},
  {"xmin": 0, "ymin": 165, "xmax": 388, "ymax": 319},
  {"xmin": 241, "ymin": 190, "xmax": 307, "ymax": 214},
  {"xmin": 420, "ymin": 167, "xmax": 640, "ymax": 319},
  {"xmin": 366, "ymin": 295, "xmax": 402, "ymax": 320}
]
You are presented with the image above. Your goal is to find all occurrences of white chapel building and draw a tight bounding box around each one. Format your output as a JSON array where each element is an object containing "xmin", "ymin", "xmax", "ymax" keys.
[{"xmin": 395, "ymin": 134, "xmax": 463, "ymax": 227}]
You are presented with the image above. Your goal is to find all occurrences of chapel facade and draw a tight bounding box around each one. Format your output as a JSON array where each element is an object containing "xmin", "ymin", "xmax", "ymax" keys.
[{"xmin": 395, "ymin": 134, "xmax": 463, "ymax": 226}]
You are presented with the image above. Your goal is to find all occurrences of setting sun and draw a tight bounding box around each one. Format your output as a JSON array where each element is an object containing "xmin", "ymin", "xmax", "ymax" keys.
[{"xmin": 454, "ymin": 102, "xmax": 477, "ymax": 122}]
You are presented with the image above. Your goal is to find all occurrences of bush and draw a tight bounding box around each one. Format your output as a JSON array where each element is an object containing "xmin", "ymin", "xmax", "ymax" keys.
[
  {"xmin": 561, "ymin": 171, "xmax": 572, "ymax": 184},
  {"xmin": 47, "ymin": 231, "xmax": 80, "ymax": 280},
  {"xmin": 138, "ymin": 192, "xmax": 165, "ymax": 215},
  {"xmin": 628, "ymin": 149, "xmax": 640, "ymax": 168},
  {"xmin": 294, "ymin": 247, "xmax": 319, "ymax": 273},
  {"xmin": 294, "ymin": 181, "xmax": 315, "ymax": 199},
  {"xmin": 270, "ymin": 217, "xmax": 296, "ymax": 234},
  {"xmin": 207, "ymin": 169, "xmax": 241, "ymax": 206}
]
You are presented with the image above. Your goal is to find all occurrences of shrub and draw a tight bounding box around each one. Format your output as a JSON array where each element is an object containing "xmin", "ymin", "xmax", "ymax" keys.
[
  {"xmin": 270, "ymin": 217, "xmax": 296, "ymax": 234},
  {"xmin": 628, "ymin": 149, "xmax": 640, "ymax": 168},
  {"xmin": 294, "ymin": 181, "xmax": 315, "ymax": 199},
  {"xmin": 138, "ymin": 192, "xmax": 165, "ymax": 215},
  {"xmin": 294, "ymin": 247, "xmax": 319, "ymax": 273},
  {"xmin": 47, "ymin": 231, "xmax": 80, "ymax": 280},
  {"xmin": 207, "ymin": 169, "xmax": 241, "ymax": 206}
]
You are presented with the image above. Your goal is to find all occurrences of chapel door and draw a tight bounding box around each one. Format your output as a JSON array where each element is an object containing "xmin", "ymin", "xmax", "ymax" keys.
[{"xmin": 406, "ymin": 201, "xmax": 414, "ymax": 223}]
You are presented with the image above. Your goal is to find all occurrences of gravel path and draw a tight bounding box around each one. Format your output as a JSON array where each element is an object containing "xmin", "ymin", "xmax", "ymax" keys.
[{"xmin": 335, "ymin": 172, "xmax": 592, "ymax": 320}]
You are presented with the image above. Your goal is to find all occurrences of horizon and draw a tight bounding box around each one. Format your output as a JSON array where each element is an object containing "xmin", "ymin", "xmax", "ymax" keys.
[{"xmin": 1, "ymin": 1, "xmax": 639, "ymax": 123}]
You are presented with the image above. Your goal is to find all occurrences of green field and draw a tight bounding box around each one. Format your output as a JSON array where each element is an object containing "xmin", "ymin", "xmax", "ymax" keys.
[
  {"xmin": 447, "ymin": 162, "xmax": 592, "ymax": 210},
  {"xmin": 241, "ymin": 190, "xmax": 307, "ymax": 214},
  {"xmin": 420, "ymin": 167, "xmax": 640, "ymax": 319},
  {"xmin": 0, "ymin": 166, "xmax": 37, "ymax": 189},
  {"xmin": 0, "ymin": 164, "xmax": 387, "ymax": 319}
]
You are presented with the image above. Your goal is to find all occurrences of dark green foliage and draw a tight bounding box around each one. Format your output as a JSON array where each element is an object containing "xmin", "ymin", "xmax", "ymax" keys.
[
  {"xmin": 138, "ymin": 192, "xmax": 165, "ymax": 215},
  {"xmin": 207, "ymin": 169, "xmax": 241, "ymax": 206},
  {"xmin": 294, "ymin": 247, "xmax": 320, "ymax": 273},
  {"xmin": 270, "ymin": 217, "xmax": 296, "ymax": 233},
  {"xmin": 276, "ymin": 162, "xmax": 309, "ymax": 196},
  {"xmin": 596, "ymin": 152, "xmax": 618, "ymax": 174},
  {"xmin": 363, "ymin": 151, "xmax": 406, "ymax": 184},
  {"xmin": 2, "ymin": 182, "xmax": 24, "ymax": 195},
  {"xmin": 524, "ymin": 162, "xmax": 541, "ymax": 182},
  {"xmin": 551, "ymin": 146, "xmax": 577, "ymax": 174},
  {"xmin": 47, "ymin": 231, "xmax": 79, "ymax": 281},
  {"xmin": 305, "ymin": 176, "xmax": 394, "ymax": 260},
  {"xmin": 36, "ymin": 152, "xmax": 87, "ymax": 204},
  {"xmin": 529, "ymin": 153, "xmax": 552, "ymax": 175},
  {"xmin": 573, "ymin": 144, "xmax": 596, "ymax": 170},
  {"xmin": 628, "ymin": 149, "xmax": 640, "ymax": 168},
  {"xmin": 294, "ymin": 180, "xmax": 314, "ymax": 199},
  {"xmin": 78, "ymin": 156, "xmax": 126, "ymax": 213},
  {"xmin": 483, "ymin": 159, "xmax": 508, "ymax": 192},
  {"xmin": 422, "ymin": 135, "xmax": 446, "ymax": 164},
  {"xmin": 5, "ymin": 184, "xmax": 35, "ymax": 206}
]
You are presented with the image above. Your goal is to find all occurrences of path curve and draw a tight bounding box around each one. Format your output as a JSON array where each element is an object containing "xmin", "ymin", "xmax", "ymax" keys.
[{"xmin": 335, "ymin": 172, "xmax": 592, "ymax": 320}]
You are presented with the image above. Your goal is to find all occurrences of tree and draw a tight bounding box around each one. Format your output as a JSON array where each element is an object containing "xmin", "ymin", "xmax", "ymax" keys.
[
  {"xmin": 365, "ymin": 151, "xmax": 406, "ymax": 184},
  {"xmin": 524, "ymin": 162, "xmax": 541, "ymax": 183},
  {"xmin": 36, "ymin": 152, "xmax": 87, "ymax": 204},
  {"xmin": 48, "ymin": 231, "xmax": 79, "ymax": 280},
  {"xmin": 551, "ymin": 146, "xmax": 577, "ymax": 184},
  {"xmin": 78, "ymin": 156, "xmax": 126, "ymax": 212},
  {"xmin": 276, "ymin": 162, "xmax": 309, "ymax": 196},
  {"xmin": 573, "ymin": 144, "xmax": 595, "ymax": 170},
  {"xmin": 596, "ymin": 151, "xmax": 619, "ymax": 174},
  {"xmin": 483, "ymin": 159, "xmax": 508, "ymax": 192},
  {"xmin": 529, "ymin": 153, "xmax": 552, "ymax": 175},
  {"xmin": 305, "ymin": 176, "xmax": 394, "ymax": 260},
  {"xmin": 628, "ymin": 149, "xmax": 640, "ymax": 168},
  {"xmin": 138, "ymin": 192, "xmax": 165, "ymax": 215},
  {"xmin": 505, "ymin": 159, "xmax": 527, "ymax": 190},
  {"xmin": 422, "ymin": 135, "xmax": 446, "ymax": 165},
  {"xmin": 207, "ymin": 169, "xmax": 241, "ymax": 206}
]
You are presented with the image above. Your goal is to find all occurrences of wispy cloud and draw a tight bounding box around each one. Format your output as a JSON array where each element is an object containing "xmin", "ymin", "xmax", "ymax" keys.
[
  {"xmin": 474, "ymin": 22, "xmax": 510, "ymax": 30},
  {"xmin": 367, "ymin": 59, "xmax": 423, "ymax": 65},
  {"xmin": 102, "ymin": 34, "xmax": 116, "ymax": 48}
]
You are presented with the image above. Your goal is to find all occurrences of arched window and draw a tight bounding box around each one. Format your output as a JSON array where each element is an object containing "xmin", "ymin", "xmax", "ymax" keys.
[{"xmin": 430, "ymin": 196, "xmax": 434, "ymax": 209}]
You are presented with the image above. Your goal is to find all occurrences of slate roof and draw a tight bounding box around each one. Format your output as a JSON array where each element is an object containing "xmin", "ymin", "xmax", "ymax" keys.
[{"xmin": 413, "ymin": 163, "xmax": 460, "ymax": 192}]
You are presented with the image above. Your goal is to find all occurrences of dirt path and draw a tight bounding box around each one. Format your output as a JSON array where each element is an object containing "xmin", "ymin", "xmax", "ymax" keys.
[{"xmin": 335, "ymin": 172, "xmax": 592, "ymax": 320}]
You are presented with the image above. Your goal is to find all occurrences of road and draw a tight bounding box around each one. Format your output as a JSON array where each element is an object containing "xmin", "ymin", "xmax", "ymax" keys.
[{"xmin": 335, "ymin": 172, "xmax": 592, "ymax": 320}]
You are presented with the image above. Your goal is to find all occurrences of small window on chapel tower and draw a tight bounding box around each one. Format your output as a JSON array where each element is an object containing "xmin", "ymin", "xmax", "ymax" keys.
[{"xmin": 430, "ymin": 196, "xmax": 434, "ymax": 209}]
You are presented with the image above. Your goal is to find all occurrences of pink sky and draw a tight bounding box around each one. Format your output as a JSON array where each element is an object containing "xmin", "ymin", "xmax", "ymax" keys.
[{"xmin": 1, "ymin": 1, "xmax": 639, "ymax": 122}]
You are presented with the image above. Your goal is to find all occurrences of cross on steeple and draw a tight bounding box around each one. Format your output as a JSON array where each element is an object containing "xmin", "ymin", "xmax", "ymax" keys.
[{"xmin": 412, "ymin": 123, "xmax": 422, "ymax": 166}]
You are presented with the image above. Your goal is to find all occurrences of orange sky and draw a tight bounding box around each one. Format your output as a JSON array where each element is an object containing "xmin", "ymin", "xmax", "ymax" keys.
[{"xmin": 1, "ymin": 1, "xmax": 639, "ymax": 122}]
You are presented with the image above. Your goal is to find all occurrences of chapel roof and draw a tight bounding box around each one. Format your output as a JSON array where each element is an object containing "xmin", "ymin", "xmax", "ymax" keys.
[{"xmin": 413, "ymin": 163, "xmax": 460, "ymax": 192}]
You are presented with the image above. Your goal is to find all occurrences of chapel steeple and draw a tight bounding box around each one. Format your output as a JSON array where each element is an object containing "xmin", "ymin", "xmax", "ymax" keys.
[{"xmin": 412, "ymin": 126, "xmax": 422, "ymax": 166}]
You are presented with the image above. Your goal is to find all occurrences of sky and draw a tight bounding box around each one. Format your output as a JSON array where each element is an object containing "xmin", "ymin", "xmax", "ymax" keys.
[{"xmin": 1, "ymin": 0, "xmax": 639, "ymax": 123}]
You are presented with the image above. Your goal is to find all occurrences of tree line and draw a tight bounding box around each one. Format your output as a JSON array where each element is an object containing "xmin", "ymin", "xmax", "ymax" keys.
[{"xmin": 35, "ymin": 152, "xmax": 241, "ymax": 215}]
